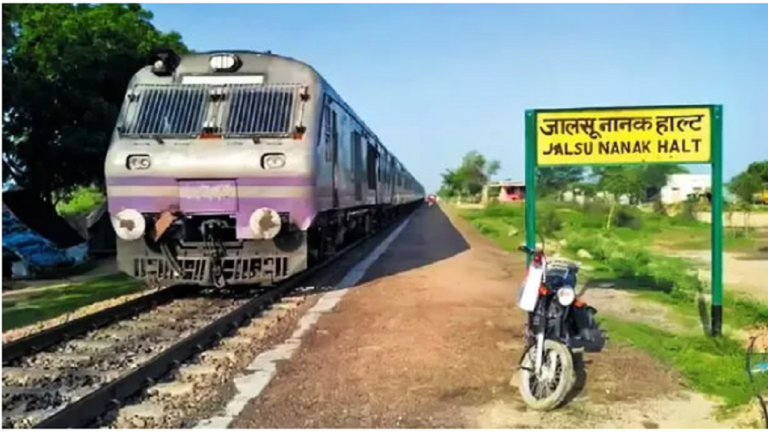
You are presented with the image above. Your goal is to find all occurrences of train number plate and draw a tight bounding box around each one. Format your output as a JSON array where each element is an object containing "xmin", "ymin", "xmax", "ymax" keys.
[{"xmin": 178, "ymin": 180, "xmax": 238, "ymax": 213}]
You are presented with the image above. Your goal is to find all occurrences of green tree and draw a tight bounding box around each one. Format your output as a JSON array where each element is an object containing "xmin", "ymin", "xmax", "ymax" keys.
[
  {"xmin": 596, "ymin": 166, "xmax": 644, "ymax": 229},
  {"xmin": 439, "ymin": 151, "xmax": 501, "ymax": 199},
  {"xmin": 746, "ymin": 161, "xmax": 768, "ymax": 184},
  {"xmin": 2, "ymin": 4, "xmax": 187, "ymax": 203},
  {"xmin": 439, "ymin": 169, "xmax": 462, "ymax": 198},
  {"xmin": 537, "ymin": 166, "xmax": 584, "ymax": 198},
  {"xmin": 638, "ymin": 165, "xmax": 688, "ymax": 201},
  {"xmin": 728, "ymin": 170, "xmax": 763, "ymax": 236}
]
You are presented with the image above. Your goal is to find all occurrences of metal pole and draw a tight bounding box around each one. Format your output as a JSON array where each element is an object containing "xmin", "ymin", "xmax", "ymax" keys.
[
  {"xmin": 711, "ymin": 105, "xmax": 724, "ymax": 336},
  {"xmin": 525, "ymin": 110, "xmax": 537, "ymax": 265}
]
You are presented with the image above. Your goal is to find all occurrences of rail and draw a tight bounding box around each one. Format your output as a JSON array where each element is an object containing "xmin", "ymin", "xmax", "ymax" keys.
[
  {"xmin": 29, "ymin": 202, "xmax": 420, "ymax": 428},
  {"xmin": 2, "ymin": 285, "xmax": 188, "ymax": 365}
]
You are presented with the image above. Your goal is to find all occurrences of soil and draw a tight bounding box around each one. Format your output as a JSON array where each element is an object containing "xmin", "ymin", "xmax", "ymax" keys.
[
  {"xmin": 580, "ymin": 287, "xmax": 700, "ymax": 335},
  {"xmin": 230, "ymin": 205, "xmax": 735, "ymax": 428},
  {"xmin": 667, "ymin": 249, "xmax": 768, "ymax": 303}
]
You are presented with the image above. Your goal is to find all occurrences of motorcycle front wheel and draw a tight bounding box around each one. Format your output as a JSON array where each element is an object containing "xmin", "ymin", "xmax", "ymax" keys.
[{"xmin": 519, "ymin": 339, "xmax": 575, "ymax": 411}]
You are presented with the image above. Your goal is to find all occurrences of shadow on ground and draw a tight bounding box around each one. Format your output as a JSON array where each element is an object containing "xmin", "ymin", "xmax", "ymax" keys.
[
  {"xmin": 295, "ymin": 205, "xmax": 471, "ymax": 296},
  {"xmin": 358, "ymin": 205, "xmax": 471, "ymax": 285},
  {"xmin": 584, "ymin": 277, "xmax": 672, "ymax": 294}
]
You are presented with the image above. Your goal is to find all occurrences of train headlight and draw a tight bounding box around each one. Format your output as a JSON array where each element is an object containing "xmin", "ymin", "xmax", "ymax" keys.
[
  {"xmin": 209, "ymin": 54, "xmax": 242, "ymax": 72},
  {"xmin": 557, "ymin": 286, "xmax": 576, "ymax": 306},
  {"xmin": 150, "ymin": 49, "xmax": 180, "ymax": 76},
  {"xmin": 126, "ymin": 154, "xmax": 151, "ymax": 170},
  {"xmin": 262, "ymin": 153, "xmax": 286, "ymax": 170},
  {"xmin": 111, "ymin": 209, "xmax": 146, "ymax": 241},
  {"xmin": 249, "ymin": 208, "xmax": 282, "ymax": 240}
]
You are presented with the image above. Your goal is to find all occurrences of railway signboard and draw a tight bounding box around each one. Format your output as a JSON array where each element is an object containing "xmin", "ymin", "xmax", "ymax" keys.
[{"xmin": 524, "ymin": 105, "xmax": 724, "ymax": 335}]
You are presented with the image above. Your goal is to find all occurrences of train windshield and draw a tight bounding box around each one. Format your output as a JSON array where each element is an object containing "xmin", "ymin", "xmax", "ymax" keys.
[
  {"xmin": 118, "ymin": 84, "xmax": 302, "ymax": 138},
  {"xmin": 120, "ymin": 85, "xmax": 209, "ymax": 136},
  {"xmin": 225, "ymin": 86, "xmax": 297, "ymax": 135}
]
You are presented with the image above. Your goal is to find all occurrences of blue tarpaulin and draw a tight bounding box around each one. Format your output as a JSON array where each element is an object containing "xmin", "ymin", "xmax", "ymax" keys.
[
  {"xmin": 2, "ymin": 190, "xmax": 89, "ymax": 279},
  {"xmin": 3, "ymin": 206, "xmax": 75, "ymax": 276}
]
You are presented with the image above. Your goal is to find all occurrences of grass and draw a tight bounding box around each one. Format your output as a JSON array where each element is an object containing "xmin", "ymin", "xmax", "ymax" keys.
[
  {"xmin": 460, "ymin": 199, "xmax": 761, "ymax": 253},
  {"xmin": 459, "ymin": 202, "xmax": 527, "ymax": 253},
  {"xmin": 2, "ymin": 274, "xmax": 144, "ymax": 331},
  {"xmin": 457, "ymin": 199, "xmax": 768, "ymax": 410},
  {"xmin": 56, "ymin": 186, "xmax": 106, "ymax": 217},
  {"xmin": 601, "ymin": 316, "xmax": 756, "ymax": 410}
]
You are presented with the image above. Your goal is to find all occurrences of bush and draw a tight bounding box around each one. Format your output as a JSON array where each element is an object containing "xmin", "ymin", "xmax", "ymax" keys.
[
  {"xmin": 564, "ymin": 232, "xmax": 620, "ymax": 261},
  {"xmin": 582, "ymin": 200, "xmax": 611, "ymax": 216},
  {"xmin": 614, "ymin": 206, "xmax": 643, "ymax": 230},
  {"xmin": 607, "ymin": 248, "xmax": 651, "ymax": 278},
  {"xmin": 56, "ymin": 186, "xmax": 106, "ymax": 216},
  {"xmin": 471, "ymin": 220, "xmax": 499, "ymax": 237},
  {"xmin": 484, "ymin": 202, "xmax": 524, "ymax": 218},
  {"xmin": 565, "ymin": 231, "xmax": 706, "ymax": 298},
  {"xmin": 680, "ymin": 198, "xmax": 699, "ymax": 222},
  {"xmin": 538, "ymin": 207, "xmax": 563, "ymax": 236}
]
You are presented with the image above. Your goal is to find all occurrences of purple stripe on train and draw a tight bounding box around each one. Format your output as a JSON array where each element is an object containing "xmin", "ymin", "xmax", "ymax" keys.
[
  {"xmin": 106, "ymin": 176, "xmax": 314, "ymax": 187},
  {"xmin": 108, "ymin": 196, "xmax": 180, "ymax": 214}
]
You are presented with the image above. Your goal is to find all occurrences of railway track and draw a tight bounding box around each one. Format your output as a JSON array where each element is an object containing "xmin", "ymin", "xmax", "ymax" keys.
[{"xmin": 2, "ymin": 207, "xmax": 416, "ymax": 429}]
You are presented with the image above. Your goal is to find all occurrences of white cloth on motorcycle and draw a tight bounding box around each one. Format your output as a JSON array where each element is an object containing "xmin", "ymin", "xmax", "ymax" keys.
[{"xmin": 518, "ymin": 257, "xmax": 545, "ymax": 312}]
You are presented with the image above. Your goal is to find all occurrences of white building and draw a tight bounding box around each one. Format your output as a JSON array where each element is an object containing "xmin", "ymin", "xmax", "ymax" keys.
[{"xmin": 660, "ymin": 174, "xmax": 711, "ymax": 204}]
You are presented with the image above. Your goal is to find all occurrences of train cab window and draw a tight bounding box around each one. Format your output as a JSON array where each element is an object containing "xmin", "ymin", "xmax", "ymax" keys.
[
  {"xmin": 130, "ymin": 86, "xmax": 208, "ymax": 135},
  {"xmin": 226, "ymin": 87, "xmax": 295, "ymax": 135}
]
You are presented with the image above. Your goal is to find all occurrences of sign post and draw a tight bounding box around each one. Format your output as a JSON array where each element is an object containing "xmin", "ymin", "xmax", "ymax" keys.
[{"xmin": 524, "ymin": 105, "xmax": 723, "ymax": 336}]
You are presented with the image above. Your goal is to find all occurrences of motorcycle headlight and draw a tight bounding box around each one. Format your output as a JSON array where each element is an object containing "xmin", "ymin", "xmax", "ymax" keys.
[
  {"xmin": 127, "ymin": 154, "xmax": 151, "ymax": 170},
  {"xmin": 557, "ymin": 286, "xmax": 576, "ymax": 306},
  {"xmin": 262, "ymin": 153, "xmax": 286, "ymax": 170}
]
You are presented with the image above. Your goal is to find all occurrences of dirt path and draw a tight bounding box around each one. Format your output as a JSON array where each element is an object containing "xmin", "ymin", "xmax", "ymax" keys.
[
  {"xmin": 229, "ymin": 205, "xmax": 738, "ymax": 428},
  {"xmin": 667, "ymin": 249, "xmax": 768, "ymax": 303}
]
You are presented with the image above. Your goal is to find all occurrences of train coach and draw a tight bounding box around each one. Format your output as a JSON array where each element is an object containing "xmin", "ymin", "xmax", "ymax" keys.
[{"xmin": 105, "ymin": 50, "xmax": 424, "ymax": 288}]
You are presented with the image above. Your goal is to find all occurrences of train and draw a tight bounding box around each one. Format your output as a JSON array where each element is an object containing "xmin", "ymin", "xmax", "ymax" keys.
[{"xmin": 105, "ymin": 50, "xmax": 424, "ymax": 287}]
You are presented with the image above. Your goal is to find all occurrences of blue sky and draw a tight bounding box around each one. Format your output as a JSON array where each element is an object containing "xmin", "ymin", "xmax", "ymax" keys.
[{"xmin": 146, "ymin": 4, "xmax": 767, "ymax": 193}]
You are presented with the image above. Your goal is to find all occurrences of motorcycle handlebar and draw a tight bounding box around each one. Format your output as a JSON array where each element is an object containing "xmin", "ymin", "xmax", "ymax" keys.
[{"xmin": 518, "ymin": 244, "xmax": 534, "ymax": 255}]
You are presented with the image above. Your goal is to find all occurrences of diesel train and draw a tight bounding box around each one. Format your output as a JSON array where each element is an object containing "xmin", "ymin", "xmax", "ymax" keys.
[{"xmin": 105, "ymin": 50, "xmax": 424, "ymax": 287}]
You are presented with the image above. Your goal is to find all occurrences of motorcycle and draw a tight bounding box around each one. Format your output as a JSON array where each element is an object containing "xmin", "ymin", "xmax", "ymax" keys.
[
  {"xmin": 427, "ymin": 194, "xmax": 437, "ymax": 207},
  {"xmin": 515, "ymin": 242, "xmax": 605, "ymax": 411}
]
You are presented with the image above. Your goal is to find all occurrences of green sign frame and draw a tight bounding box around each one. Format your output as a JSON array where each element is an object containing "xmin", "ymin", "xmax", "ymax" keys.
[{"xmin": 524, "ymin": 105, "xmax": 724, "ymax": 336}]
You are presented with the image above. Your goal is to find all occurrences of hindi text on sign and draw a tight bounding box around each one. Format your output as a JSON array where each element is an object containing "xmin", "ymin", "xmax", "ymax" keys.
[{"xmin": 536, "ymin": 107, "xmax": 711, "ymax": 166}]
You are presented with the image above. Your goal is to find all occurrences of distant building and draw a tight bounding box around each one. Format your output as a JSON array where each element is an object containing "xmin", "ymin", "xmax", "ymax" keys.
[
  {"xmin": 482, "ymin": 181, "xmax": 526, "ymax": 204},
  {"xmin": 660, "ymin": 174, "xmax": 711, "ymax": 204}
]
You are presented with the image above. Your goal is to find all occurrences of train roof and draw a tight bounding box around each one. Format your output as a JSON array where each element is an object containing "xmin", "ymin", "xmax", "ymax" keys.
[
  {"xmin": 186, "ymin": 51, "xmax": 416, "ymax": 176},
  {"xmin": 157, "ymin": 50, "xmax": 421, "ymax": 189}
]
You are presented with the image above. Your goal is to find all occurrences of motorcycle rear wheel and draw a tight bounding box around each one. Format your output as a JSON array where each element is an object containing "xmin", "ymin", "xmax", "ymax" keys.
[{"xmin": 519, "ymin": 339, "xmax": 575, "ymax": 411}]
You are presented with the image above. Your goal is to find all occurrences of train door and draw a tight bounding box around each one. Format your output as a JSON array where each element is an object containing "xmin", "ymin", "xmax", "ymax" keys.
[
  {"xmin": 366, "ymin": 140, "xmax": 379, "ymax": 205},
  {"xmin": 352, "ymin": 130, "xmax": 364, "ymax": 203},
  {"xmin": 330, "ymin": 109, "xmax": 340, "ymax": 208}
]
